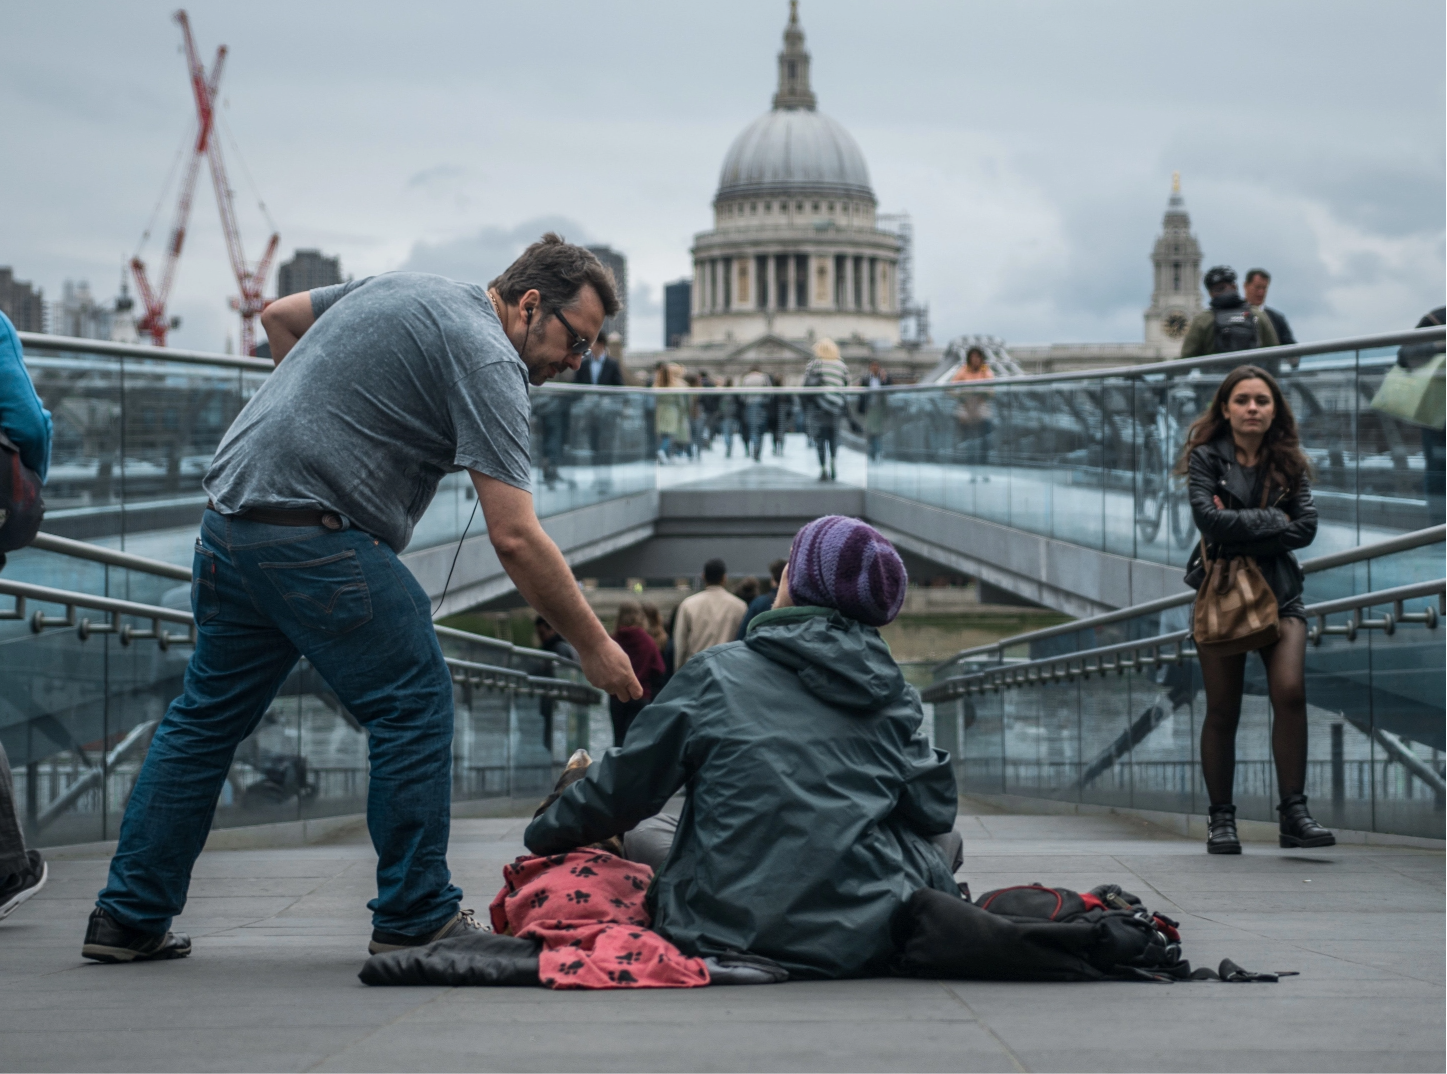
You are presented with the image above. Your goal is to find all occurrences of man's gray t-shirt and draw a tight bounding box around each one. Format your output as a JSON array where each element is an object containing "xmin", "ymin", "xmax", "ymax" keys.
[{"xmin": 204, "ymin": 272, "xmax": 531, "ymax": 552}]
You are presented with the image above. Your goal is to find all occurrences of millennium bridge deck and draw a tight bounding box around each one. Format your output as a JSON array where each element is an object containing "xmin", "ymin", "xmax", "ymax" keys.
[{"xmin": 2, "ymin": 806, "xmax": 1441, "ymax": 1074}]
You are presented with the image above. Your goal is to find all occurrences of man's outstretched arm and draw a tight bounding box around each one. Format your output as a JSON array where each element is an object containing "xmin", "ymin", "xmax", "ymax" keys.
[
  {"xmin": 472, "ymin": 471, "xmax": 641, "ymax": 702},
  {"xmin": 526, "ymin": 671, "xmax": 695, "ymax": 854}
]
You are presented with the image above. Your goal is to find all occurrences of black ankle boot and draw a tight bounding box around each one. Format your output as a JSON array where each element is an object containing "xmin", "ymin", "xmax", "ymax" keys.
[
  {"xmin": 1278, "ymin": 794, "xmax": 1336, "ymax": 848},
  {"xmin": 1206, "ymin": 805, "xmax": 1241, "ymax": 855}
]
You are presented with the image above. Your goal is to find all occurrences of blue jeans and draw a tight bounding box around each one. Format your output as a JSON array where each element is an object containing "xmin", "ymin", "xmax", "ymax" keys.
[{"xmin": 97, "ymin": 510, "xmax": 462, "ymax": 936}]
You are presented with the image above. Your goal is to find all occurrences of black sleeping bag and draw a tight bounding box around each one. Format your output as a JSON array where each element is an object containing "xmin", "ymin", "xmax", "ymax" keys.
[{"xmin": 359, "ymin": 931, "xmax": 542, "ymax": 987}]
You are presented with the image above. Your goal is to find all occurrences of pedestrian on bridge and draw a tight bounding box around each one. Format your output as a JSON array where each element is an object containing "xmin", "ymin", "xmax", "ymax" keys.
[
  {"xmin": 803, "ymin": 338, "xmax": 849, "ymax": 481},
  {"xmin": 82, "ymin": 235, "xmax": 643, "ymax": 964},
  {"xmin": 1180, "ymin": 266, "xmax": 1280, "ymax": 359},
  {"xmin": 1178, "ymin": 364, "xmax": 1333, "ymax": 856}
]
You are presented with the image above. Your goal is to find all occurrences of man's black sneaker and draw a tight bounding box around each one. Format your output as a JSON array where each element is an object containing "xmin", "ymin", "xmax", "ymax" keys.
[
  {"xmin": 0, "ymin": 851, "xmax": 47, "ymax": 921},
  {"xmin": 368, "ymin": 908, "xmax": 489, "ymax": 955},
  {"xmin": 81, "ymin": 907, "xmax": 192, "ymax": 963}
]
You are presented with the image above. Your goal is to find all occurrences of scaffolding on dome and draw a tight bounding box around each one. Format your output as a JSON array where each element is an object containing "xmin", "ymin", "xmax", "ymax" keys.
[{"xmin": 878, "ymin": 213, "xmax": 929, "ymax": 348}]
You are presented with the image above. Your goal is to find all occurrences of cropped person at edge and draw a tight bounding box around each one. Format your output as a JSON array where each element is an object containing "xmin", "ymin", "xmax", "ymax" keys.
[{"xmin": 81, "ymin": 235, "xmax": 642, "ymax": 964}]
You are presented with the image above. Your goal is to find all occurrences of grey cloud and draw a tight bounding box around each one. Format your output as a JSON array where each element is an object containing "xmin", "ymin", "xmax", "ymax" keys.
[
  {"xmin": 400, "ymin": 218, "xmax": 591, "ymax": 288},
  {"xmin": 406, "ymin": 165, "xmax": 474, "ymax": 190},
  {"xmin": 1, "ymin": 0, "xmax": 1441, "ymax": 352}
]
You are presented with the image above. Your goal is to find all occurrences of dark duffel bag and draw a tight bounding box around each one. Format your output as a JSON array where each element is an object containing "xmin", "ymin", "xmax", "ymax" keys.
[{"xmin": 894, "ymin": 883, "xmax": 1188, "ymax": 983}]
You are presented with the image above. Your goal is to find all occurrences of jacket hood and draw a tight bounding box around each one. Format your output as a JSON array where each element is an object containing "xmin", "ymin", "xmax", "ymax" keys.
[{"xmin": 744, "ymin": 606, "xmax": 906, "ymax": 711}]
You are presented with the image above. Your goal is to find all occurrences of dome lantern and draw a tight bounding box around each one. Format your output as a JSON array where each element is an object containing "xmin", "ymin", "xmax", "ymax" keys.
[{"xmin": 773, "ymin": 0, "xmax": 816, "ymax": 111}]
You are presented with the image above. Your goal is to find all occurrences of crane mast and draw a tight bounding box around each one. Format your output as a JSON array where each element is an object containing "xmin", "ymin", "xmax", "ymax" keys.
[
  {"xmin": 131, "ymin": 10, "xmax": 278, "ymax": 353},
  {"xmin": 130, "ymin": 30, "xmax": 224, "ymax": 347}
]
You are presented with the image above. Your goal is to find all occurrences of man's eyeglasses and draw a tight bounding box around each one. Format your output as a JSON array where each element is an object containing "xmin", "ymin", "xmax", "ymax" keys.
[{"xmin": 553, "ymin": 308, "xmax": 594, "ymax": 357}]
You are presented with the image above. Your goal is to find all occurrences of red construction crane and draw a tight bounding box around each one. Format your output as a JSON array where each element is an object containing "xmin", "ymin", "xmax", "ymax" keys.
[
  {"xmin": 131, "ymin": 10, "xmax": 278, "ymax": 353},
  {"xmin": 129, "ymin": 17, "xmax": 224, "ymax": 347}
]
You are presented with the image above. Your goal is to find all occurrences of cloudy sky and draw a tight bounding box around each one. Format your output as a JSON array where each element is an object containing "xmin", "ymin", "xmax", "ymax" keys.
[{"xmin": 3, "ymin": 0, "xmax": 1442, "ymax": 353}]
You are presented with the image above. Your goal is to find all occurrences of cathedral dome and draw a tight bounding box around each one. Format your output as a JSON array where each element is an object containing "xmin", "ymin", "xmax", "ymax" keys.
[{"xmin": 717, "ymin": 109, "xmax": 873, "ymax": 202}]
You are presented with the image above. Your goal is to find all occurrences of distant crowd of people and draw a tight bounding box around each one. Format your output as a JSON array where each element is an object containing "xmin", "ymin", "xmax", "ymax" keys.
[
  {"xmin": 537, "ymin": 333, "xmax": 899, "ymax": 484},
  {"xmin": 646, "ymin": 338, "xmax": 893, "ymax": 482},
  {"xmin": 539, "ymin": 265, "xmax": 1308, "ymax": 488}
]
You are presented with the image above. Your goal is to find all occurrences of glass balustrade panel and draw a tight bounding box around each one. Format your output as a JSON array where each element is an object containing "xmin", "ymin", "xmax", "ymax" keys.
[{"xmin": 1, "ymin": 611, "xmax": 607, "ymax": 847}]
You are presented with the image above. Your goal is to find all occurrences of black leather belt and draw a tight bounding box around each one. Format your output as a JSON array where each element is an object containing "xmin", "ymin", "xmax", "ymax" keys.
[{"xmin": 207, "ymin": 500, "xmax": 344, "ymax": 531}]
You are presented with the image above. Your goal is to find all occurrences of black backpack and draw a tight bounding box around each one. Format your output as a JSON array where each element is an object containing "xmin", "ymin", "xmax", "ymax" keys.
[
  {"xmin": 0, "ymin": 428, "xmax": 44, "ymax": 570},
  {"xmin": 894, "ymin": 883, "xmax": 1189, "ymax": 982},
  {"xmin": 1213, "ymin": 305, "xmax": 1259, "ymax": 352}
]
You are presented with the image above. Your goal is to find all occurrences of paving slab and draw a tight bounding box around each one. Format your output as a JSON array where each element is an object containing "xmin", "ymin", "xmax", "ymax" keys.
[{"xmin": 0, "ymin": 807, "xmax": 1440, "ymax": 1073}]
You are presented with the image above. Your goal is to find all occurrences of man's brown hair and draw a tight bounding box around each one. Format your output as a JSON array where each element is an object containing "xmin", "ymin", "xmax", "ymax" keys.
[{"xmin": 489, "ymin": 232, "xmax": 621, "ymax": 321}]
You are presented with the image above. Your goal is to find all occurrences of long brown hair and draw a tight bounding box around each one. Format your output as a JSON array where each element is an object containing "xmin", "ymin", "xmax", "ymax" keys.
[
  {"xmin": 1174, "ymin": 365, "xmax": 1309, "ymax": 493},
  {"xmin": 615, "ymin": 600, "xmax": 645, "ymax": 631}
]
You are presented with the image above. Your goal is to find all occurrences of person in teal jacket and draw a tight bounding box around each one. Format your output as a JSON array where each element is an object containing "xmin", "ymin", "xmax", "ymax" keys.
[
  {"xmin": 0, "ymin": 310, "xmax": 52, "ymax": 482},
  {"xmin": 525, "ymin": 516, "xmax": 962, "ymax": 980},
  {"xmin": 0, "ymin": 308, "xmax": 51, "ymax": 922}
]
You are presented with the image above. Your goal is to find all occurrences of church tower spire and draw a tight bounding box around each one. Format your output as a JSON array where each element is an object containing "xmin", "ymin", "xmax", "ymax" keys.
[
  {"xmin": 772, "ymin": 1, "xmax": 816, "ymax": 111},
  {"xmin": 1143, "ymin": 172, "xmax": 1203, "ymax": 354}
]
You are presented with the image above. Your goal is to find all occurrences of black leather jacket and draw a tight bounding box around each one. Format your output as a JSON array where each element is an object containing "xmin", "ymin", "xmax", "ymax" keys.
[{"xmin": 1184, "ymin": 434, "xmax": 1318, "ymax": 606}]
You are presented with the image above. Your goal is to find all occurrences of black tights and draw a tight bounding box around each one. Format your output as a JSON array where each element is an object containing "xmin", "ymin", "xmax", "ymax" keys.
[{"xmin": 1197, "ymin": 617, "xmax": 1308, "ymax": 807}]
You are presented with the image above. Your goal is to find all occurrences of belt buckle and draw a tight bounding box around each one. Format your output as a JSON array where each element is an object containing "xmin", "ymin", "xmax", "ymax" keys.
[{"xmin": 321, "ymin": 513, "xmax": 343, "ymax": 532}]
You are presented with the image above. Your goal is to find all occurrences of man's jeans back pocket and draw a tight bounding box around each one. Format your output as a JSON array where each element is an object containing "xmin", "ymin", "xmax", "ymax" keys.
[
  {"xmin": 192, "ymin": 542, "xmax": 220, "ymax": 625},
  {"xmin": 259, "ymin": 549, "xmax": 373, "ymax": 635}
]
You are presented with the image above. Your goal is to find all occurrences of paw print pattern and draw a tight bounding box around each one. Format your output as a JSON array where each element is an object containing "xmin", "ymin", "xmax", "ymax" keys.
[{"xmin": 488, "ymin": 849, "xmax": 707, "ymax": 990}]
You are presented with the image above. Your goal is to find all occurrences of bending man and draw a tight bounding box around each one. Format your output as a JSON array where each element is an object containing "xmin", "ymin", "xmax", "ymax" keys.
[{"xmin": 84, "ymin": 234, "xmax": 642, "ymax": 964}]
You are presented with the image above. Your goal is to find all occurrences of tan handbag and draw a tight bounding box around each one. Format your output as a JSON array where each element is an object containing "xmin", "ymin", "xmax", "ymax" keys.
[{"xmin": 1192, "ymin": 536, "xmax": 1280, "ymax": 656}]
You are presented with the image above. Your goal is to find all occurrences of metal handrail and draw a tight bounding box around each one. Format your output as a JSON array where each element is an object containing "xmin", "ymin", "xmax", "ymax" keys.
[
  {"xmin": 443, "ymin": 656, "xmax": 602, "ymax": 704},
  {"xmin": 18, "ymin": 331, "xmax": 273, "ymax": 372},
  {"xmin": 539, "ymin": 325, "xmax": 1444, "ymax": 393},
  {"xmin": 431, "ymin": 624, "xmax": 581, "ymax": 671},
  {"xmin": 0, "ymin": 576, "xmax": 597, "ymax": 698},
  {"xmin": 0, "ymin": 577, "xmax": 195, "ymax": 648},
  {"xmin": 21, "ymin": 325, "xmax": 1442, "ymax": 392},
  {"xmin": 27, "ymin": 532, "xmax": 193, "ymax": 581},
  {"xmin": 18, "ymin": 535, "xmax": 583, "ymax": 671},
  {"xmin": 935, "ymin": 524, "xmax": 1447, "ymax": 673},
  {"xmin": 922, "ymin": 578, "xmax": 1445, "ymax": 702}
]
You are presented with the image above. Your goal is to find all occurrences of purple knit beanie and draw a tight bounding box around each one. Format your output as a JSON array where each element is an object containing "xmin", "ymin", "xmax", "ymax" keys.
[{"xmin": 786, "ymin": 515, "xmax": 907, "ymax": 627}]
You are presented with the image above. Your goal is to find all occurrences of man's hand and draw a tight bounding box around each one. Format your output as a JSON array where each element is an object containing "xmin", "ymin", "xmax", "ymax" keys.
[
  {"xmin": 581, "ymin": 637, "xmax": 646, "ymax": 703},
  {"xmin": 259, "ymin": 291, "xmax": 316, "ymax": 364},
  {"xmin": 471, "ymin": 472, "xmax": 642, "ymax": 703}
]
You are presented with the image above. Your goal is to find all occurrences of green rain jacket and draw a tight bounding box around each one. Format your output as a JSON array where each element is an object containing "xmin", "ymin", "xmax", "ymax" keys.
[{"xmin": 524, "ymin": 606, "xmax": 961, "ymax": 979}]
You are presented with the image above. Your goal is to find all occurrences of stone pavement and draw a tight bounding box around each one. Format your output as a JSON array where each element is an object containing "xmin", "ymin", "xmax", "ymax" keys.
[{"xmin": 1, "ymin": 807, "xmax": 1442, "ymax": 1073}]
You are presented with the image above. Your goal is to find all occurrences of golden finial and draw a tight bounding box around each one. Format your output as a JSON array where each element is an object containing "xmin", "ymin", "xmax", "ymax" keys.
[
  {"xmin": 1172, "ymin": 171, "xmax": 1181, "ymax": 195},
  {"xmin": 789, "ymin": 0, "xmax": 799, "ymax": 25}
]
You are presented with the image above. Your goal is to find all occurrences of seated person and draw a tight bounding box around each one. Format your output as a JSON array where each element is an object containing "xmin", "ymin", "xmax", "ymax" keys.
[{"xmin": 525, "ymin": 516, "xmax": 962, "ymax": 980}]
